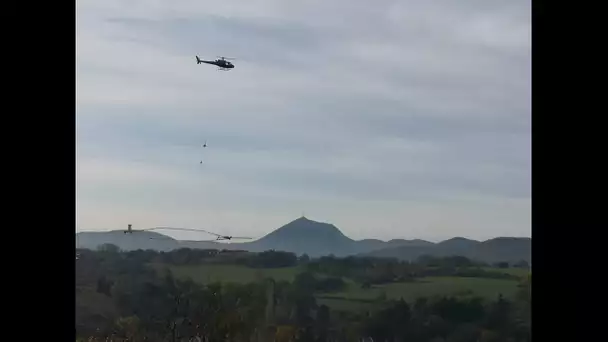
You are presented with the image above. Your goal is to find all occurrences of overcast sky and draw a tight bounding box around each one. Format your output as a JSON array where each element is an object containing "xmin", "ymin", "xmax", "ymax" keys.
[{"xmin": 76, "ymin": 0, "xmax": 531, "ymax": 242}]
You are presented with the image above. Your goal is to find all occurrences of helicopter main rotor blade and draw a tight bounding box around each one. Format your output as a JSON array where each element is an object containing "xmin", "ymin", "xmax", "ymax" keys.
[
  {"xmin": 145, "ymin": 227, "xmax": 224, "ymax": 237},
  {"xmin": 148, "ymin": 237, "xmax": 221, "ymax": 242}
]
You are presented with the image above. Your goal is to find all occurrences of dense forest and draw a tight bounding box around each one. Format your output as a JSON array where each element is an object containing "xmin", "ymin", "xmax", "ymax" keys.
[{"xmin": 76, "ymin": 245, "xmax": 531, "ymax": 341}]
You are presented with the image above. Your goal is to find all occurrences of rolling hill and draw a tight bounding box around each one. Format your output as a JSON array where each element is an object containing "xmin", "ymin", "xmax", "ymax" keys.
[
  {"xmin": 240, "ymin": 217, "xmax": 356, "ymax": 256},
  {"xmin": 363, "ymin": 237, "xmax": 531, "ymax": 263},
  {"xmin": 75, "ymin": 217, "xmax": 530, "ymax": 263},
  {"xmin": 76, "ymin": 230, "xmax": 223, "ymax": 252},
  {"xmin": 76, "ymin": 230, "xmax": 181, "ymax": 252}
]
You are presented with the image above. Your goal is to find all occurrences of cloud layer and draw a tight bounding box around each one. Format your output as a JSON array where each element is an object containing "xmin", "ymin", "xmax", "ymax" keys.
[{"xmin": 77, "ymin": 0, "xmax": 531, "ymax": 241}]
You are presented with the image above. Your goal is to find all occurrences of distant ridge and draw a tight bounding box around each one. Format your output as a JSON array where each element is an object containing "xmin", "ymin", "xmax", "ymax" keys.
[
  {"xmin": 364, "ymin": 236, "xmax": 531, "ymax": 263},
  {"xmin": 76, "ymin": 230, "xmax": 180, "ymax": 252},
  {"xmin": 75, "ymin": 217, "xmax": 530, "ymax": 263}
]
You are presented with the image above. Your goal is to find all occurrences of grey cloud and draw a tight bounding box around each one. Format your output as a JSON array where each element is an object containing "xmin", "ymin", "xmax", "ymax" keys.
[
  {"xmin": 77, "ymin": 0, "xmax": 531, "ymax": 237},
  {"xmin": 78, "ymin": 110, "xmax": 529, "ymax": 203},
  {"xmin": 104, "ymin": 15, "xmax": 333, "ymax": 70}
]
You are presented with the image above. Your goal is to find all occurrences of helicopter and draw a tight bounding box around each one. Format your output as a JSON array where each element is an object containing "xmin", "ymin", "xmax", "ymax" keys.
[{"xmin": 196, "ymin": 56, "xmax": 235, "ymax": 71}]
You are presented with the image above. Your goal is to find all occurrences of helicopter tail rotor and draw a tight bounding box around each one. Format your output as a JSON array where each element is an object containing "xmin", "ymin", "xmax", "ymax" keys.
[{"xmin": 196, "ymin": 56, "xmax": 203, "ymax": 64}]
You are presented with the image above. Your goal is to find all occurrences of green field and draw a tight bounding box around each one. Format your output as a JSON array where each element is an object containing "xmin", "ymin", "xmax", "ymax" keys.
[
  {"xmin": 358, "ymin": 277, "xmax": 517, "ymax": 300},
  {"xmin": 151, "ymin": 264, "xmax": 524, "ymax": 313},
  {"xmin": 318, "ymin": 276, "xmax": 521, "ymax": 313},
  {"xmin": 482, "ymin": 267, "xmax": 530, "ymax": 279},
  {"xmin": 317, "ymin": 297, "xmax": 382, "ymax": 313},
  {"xmin": 150, "ymin": 263, "xmax": 302, "ymax": 284}
]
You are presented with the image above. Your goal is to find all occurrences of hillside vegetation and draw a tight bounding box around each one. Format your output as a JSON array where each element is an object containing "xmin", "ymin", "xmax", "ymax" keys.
[{"xmin": 76, "ymin": 245, "xmax": 531, "ymax": 341}]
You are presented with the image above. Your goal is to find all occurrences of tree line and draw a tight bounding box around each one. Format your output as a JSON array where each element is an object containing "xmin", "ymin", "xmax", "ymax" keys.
[{"xmin": 77, "ymin": 246, "xmax": 530, "ymax": 341}]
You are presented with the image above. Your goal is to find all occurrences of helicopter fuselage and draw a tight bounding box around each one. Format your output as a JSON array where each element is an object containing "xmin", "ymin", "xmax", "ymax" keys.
[{"xmin": 201, "ymin": 60, "xmax": 234, "ymax": 69}]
